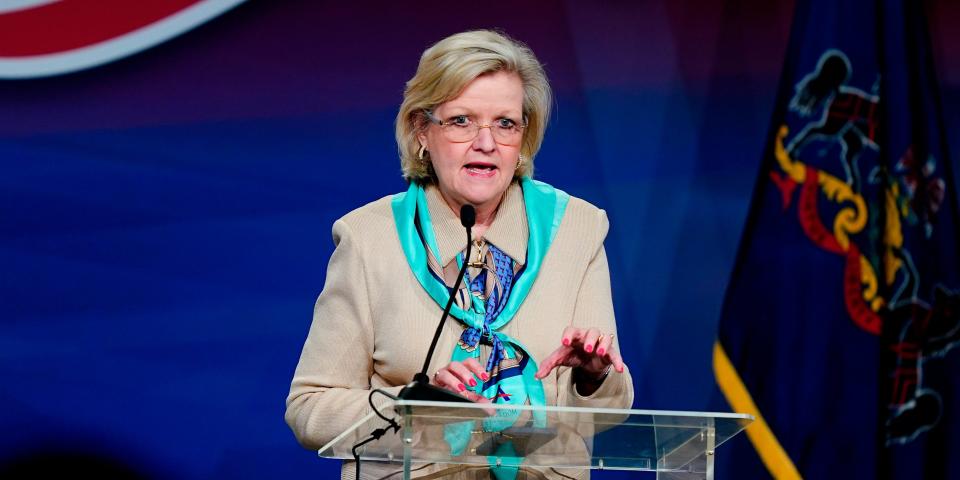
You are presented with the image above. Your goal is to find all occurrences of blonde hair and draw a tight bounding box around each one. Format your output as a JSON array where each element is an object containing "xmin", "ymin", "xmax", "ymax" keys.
[{"xmin": 396, "ymin": 29, "xmax": 552, "ymax": 181}]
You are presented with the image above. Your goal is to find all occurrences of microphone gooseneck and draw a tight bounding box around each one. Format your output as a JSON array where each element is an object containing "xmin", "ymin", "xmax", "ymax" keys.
[{"xmin": 398, "ymin": 204, "xmax": 476, "ymax": 402}]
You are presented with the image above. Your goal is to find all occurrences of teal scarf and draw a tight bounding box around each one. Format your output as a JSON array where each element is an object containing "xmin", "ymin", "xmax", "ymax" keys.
[{"xmin": 392, "ymin": 177, "xmax": 569, "ymax": 479}]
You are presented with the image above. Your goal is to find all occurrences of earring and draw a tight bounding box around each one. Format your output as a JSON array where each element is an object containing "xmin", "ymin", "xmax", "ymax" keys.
[
  {"xmin": 417, "ymin": 144, "xmax": 427, "ymax": 161},
  {"xmin": 517, "ymin": 153, "xmax": 525, "ymax": 169}
]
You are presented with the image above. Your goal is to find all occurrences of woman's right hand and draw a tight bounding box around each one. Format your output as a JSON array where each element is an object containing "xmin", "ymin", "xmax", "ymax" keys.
[{"xmin": 431, "ymin": 357, "xmax": 492, "ymax": 403}]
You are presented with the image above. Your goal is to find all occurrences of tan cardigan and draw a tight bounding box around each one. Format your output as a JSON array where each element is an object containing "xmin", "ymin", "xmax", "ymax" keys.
[{"xmin": 286, "ymin": 182, "xmax": 634, "ymax": 479}]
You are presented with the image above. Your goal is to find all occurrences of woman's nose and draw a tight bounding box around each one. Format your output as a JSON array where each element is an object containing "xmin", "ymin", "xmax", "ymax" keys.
[{"xmin": 472, "ymin": 125, "xmax": 497, "ymax": 152}]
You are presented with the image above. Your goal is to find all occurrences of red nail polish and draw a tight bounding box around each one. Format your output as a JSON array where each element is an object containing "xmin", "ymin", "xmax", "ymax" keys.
[
  {"xmin": 481, "ymin": 373, "xmax": 489, "ymax": 381},
  {"xmin": 458, "ymin": 383, "xmax": 466, "ymax": 392},
  {"xmin": 585, "ymin": 344, "xmax": 594, "ymax": 353},
  {"xmin": 469, "ymin": 379, "xmax": 477, "ymax": 387},
  {"xmin": 597, "ymin": 348, "xmax": 605, "ymax": 356},
  {"xmin": 562, "ymin": 338, "xmax": 571, "ymax": 346}
]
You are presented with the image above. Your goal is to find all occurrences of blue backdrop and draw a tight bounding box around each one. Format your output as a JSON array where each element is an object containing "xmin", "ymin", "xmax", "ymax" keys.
[{"xmin": 2, "ymin": 1, "xmax": 958, "ymax": 478}]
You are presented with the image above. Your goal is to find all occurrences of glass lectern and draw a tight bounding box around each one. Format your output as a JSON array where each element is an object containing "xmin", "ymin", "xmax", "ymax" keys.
[{"xmin": 319, "ymin": 400, "xmax": 753, "ymax": 479}]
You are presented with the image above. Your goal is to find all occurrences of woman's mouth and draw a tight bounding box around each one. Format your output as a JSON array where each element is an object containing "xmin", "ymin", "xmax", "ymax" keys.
[{"xmin": 464, "ymin": 162, "xmax": 498, "ymax": 177}]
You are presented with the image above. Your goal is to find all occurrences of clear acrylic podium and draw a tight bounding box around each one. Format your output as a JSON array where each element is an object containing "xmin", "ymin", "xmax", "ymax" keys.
[{"xmin": 319, "ymin": 399, "xmax": 753, "ymax": 479}]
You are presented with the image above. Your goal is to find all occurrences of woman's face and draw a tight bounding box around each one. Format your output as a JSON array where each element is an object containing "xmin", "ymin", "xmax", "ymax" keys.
[{"xmin": 419, "ymin": 70, "xmax": 524, "ymax": 217}]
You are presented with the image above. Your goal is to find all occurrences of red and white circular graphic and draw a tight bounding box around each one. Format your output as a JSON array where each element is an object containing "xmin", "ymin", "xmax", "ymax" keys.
[{"xmin": 0, "ymin": 0, "xmax": 247, "ymax": 79}]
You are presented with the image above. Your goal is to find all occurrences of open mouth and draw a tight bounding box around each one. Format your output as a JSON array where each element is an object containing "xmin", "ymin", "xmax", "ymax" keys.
[{"xmin": 464, "ymin": 162, "xmax": 497, "ymax": 175}]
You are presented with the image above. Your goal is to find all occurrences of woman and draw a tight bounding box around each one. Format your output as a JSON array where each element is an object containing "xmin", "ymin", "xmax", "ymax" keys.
[{"xmin": 286, "ymin": 29, "xmax": 633, "ymax": 479}]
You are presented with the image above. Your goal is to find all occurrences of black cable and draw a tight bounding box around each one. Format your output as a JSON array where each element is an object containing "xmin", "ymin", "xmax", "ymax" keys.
[
  {"xmin": 369, "ymin": 388, "xmax": 400, "ymax": 426},
  {"xmin": 351, "ymin": 388, "xmax": 402, "ymax": 479},
  {"xmin": 352, "ymin": 425, "xmax": 393, "ymax": 480}
]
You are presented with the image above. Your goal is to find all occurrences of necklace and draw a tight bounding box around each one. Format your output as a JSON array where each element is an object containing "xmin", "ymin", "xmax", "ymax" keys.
[
  {"xmin": 468, "ymin": 238, "xmax": 487, "ymax": 300},
  {"xmin": 468, "ymin": 238, "xmax": 486, "ymax": 268}
]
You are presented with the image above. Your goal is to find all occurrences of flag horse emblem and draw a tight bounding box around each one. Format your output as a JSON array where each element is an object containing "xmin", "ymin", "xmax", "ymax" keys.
[
  {"xmin": 787, "ymin": 50, "xmax": 879, "ymax": 192},
  {"xmin": 773, "ymin": 49, "xmax": 960, "ymax": 446}
]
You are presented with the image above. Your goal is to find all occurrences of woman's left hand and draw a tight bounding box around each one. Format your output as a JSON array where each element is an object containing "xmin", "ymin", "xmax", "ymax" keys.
[{"xmin": 534, "ymin": 326, "xmax": 625, "ymax": 382}]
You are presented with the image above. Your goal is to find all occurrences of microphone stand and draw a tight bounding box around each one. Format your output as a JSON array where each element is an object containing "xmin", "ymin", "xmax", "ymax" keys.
[{"xmin": 397, "ymin": 204, "xmax": 476, "ymax": 403}]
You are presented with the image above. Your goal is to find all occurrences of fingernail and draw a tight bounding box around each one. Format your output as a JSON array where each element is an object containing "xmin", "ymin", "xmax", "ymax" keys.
[
  {"xmin": 562, "ymin": 338, "xmax": 571, "ymax": 346},
  {"xmin": 481, "ymin": 373, "xmax": 489, "ymax": 381},
  {"xmin": 458, "ymin": 383, "xmax": 466, "ymax": 392},
  {"xmin": 616, "ymin": 366, "xmax": 624, "ymax": 373},
  {"xmin": 469, "ymin": 379, "xmax": 477, "ymax": 387},
  {"xmin": 597, "ymin": 348, "xmax": 605, "ymax": 356},
  {"xmin": 585, "ymin": 344, "xmax": 594, "ymax": 353}
]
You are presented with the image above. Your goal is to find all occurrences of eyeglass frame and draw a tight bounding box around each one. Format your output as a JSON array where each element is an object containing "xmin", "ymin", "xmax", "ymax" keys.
[{"xmin": 422, "ymin": 109, "xmax": 527, "ymax": 145}]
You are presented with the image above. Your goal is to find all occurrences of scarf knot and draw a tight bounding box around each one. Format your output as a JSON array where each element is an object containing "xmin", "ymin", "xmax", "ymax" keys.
[{"xmin": 459, "ymin": 326, "xmax": 506, "ymax": 373}]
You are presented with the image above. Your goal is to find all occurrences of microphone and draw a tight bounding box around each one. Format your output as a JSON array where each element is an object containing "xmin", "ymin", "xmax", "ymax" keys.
[
  {"xmin": 459, "ymin": 204, "xmax": 476, "ymax": 230},
  {"xmin": 398, "ymin": 204, "xmax": 477, "ymax": 403}
]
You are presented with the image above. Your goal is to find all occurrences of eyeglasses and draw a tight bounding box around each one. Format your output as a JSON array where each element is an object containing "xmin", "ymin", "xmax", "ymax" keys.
[{"xmin": 424, "ymin": 110, "xmax": 526, "ymax": 146}]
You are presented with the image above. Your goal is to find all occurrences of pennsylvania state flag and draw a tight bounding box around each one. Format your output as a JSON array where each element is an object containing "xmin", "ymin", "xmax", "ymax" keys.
[{"xmin": 714, "ymin": 0, "xmax": 960, "ymax": 478}]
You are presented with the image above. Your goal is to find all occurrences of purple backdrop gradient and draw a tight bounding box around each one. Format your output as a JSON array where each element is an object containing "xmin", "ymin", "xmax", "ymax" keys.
[{"xmin": 1, "ymin": 1, "xmax": 957, "ymax": 478}]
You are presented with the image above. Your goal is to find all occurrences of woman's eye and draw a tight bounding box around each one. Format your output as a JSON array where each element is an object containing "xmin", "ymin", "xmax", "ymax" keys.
[
  {"xmin": 448, "ymin": 115, "xmax": 470, "ymax": 126},
  {"xmin": 497, "ymin": 118, "xmax": 517, "ymax": 129}
]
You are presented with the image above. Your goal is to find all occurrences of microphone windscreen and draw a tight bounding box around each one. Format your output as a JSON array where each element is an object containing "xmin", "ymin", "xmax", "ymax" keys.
[{"xmin": 460, "ymin": 204, "xmax": 476, "ymax": 228}]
